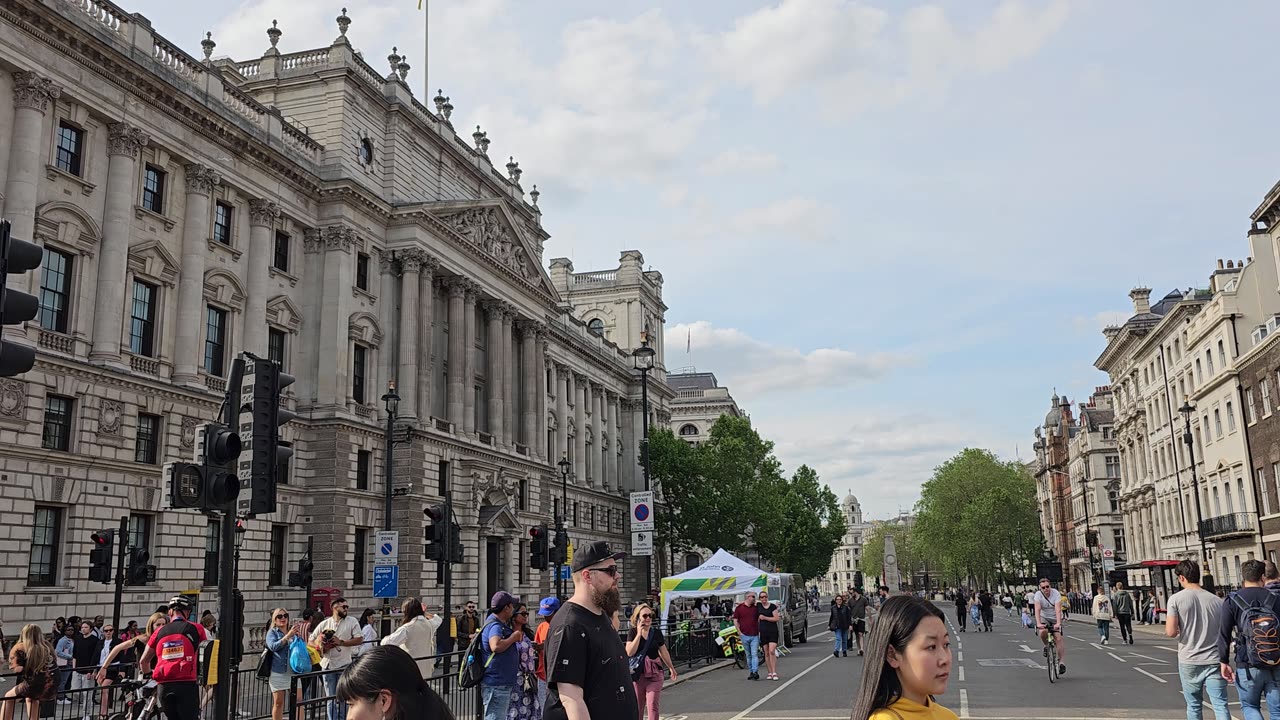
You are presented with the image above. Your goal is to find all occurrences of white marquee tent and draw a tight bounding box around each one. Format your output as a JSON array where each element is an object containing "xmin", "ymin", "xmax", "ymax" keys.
[{"xmin": 659, "ymin": 548, "xmax": 768, "ymax": 621}]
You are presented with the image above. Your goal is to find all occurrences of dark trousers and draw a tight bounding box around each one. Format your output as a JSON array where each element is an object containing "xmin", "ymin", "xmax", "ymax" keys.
[
  {"xmin": 956, "ymin": 608, "xmax": 966, "ymax": 629},
  {"xmin": 1115, "ymin": 613, "xmax": 1133, "ymax": 642},
  {"xmin": 157, "ymin": 682, "xmax": 200, "ymax": 720},
  {"xmin": 981, "ymin": 608, "xmax": 993, "ymax": 631}
]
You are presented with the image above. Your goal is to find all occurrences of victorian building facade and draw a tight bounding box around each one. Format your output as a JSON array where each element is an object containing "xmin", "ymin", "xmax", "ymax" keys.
[
  {"xmin": 0, "ymin": 0, "xmax": 672, "ymax": 636},
  {"xmin": 1033, "ymin": 393, "xmax": 1076, "ymax": 583},
  {"xmin": 818, "ymin": 493, "xmax": 870, "ymax": 596},
  {"xmin": 1065, "ymin": 386, "xmax": 1123, "ymax": 592}
]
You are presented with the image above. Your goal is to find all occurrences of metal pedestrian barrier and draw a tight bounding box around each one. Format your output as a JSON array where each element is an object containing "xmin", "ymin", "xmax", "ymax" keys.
[{"xmin": 287, "ymin": 651, "xmax": 480, "ymax": 720}]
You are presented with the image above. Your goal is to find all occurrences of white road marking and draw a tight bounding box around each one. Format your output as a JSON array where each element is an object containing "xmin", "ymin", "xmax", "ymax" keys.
[
  {"xmin": 1018, "ymin": 644, "xmax": 1037, "ymax": 653},
  {"xmin": 1135, "ymin": 666, "xmax": 1168, "ymax": 683},
  {"xmin": 958, "ymin": 651, "xmax": 964, "ymax": 662},
  {"xmin": 727, "ymin": 653, "xmax": 834, "ymax": 720},
  {"xmin": 960, "ymin": 689, "xmax": 970, "ymax": 718},
  {"xmin": 959, "ymin": 665, "xmax": 966, "ymax": 681},
  {"xmin": 1129, "ymin": 652, "xmax": 1167, "ymax": 663},
  {"xmin": 1090, "ymin": 642, "xmax": 1104, "ymax": 650},
  {"xmin": 1154, "ymin": 646, "xmax": 1178, "ymax": 652},
  {"xmin": 1108, "ymin": 652, "xmax": 1127, "ymax": 663}
]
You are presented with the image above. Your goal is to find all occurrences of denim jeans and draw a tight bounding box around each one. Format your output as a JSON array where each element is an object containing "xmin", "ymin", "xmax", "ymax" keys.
[
  {"xmin": 482, "ymin": 684, "xmax": 514, "ymax": 720},
  {"xmin": 832, "ymin": 628, "xmax": 846, "ymax": 654},
  {"xmin": 1179, "ymin": 663, "xmax": 1229, "ymax": 720},
  {"xmin": 323, "ymin": 670, "xmax": 347, "ymax": 720},
  {"xmin": 741, "ymin": 634, "xmax": 760, "ymax": 674},
  {"xmin": 1096, "ymin": 620, "xmax": 1110, "ymax": 642},
  {"xmin": 1235, "ymin": 665, "xmax": 1280, "ymax": 720},
  {"xmin": 537, "ymin": 679, "xmax": 548, "ymax": 710}
]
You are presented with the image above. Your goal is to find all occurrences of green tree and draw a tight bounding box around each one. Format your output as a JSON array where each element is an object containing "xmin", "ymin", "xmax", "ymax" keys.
[
  {"xmin": 862, "ymin": 522, "xmax": 924, "ymax": 586},
  {"xmin": 753, "ymin": 465, "xmax": 847, "ymax": 579}
]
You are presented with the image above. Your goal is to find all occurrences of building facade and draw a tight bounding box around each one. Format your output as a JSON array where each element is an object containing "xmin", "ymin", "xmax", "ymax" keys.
[
  {"xmin": 667, "ymin": 371, "xmax": 744, "ymax": 445},
  {"xmin": 819, "ymin": 493, "xmax": 870, "ymax": 595},
  {"xmin": 0, "ymin": 0, "xmax": 674, "ymax": 639},
  {"xmin": 1066, "ymin": 386, "xmax": 1123, "ymax": 592},
  {"xmin": 1034, "ymin": 393, "xmax": 1076, "ymax": 583}
]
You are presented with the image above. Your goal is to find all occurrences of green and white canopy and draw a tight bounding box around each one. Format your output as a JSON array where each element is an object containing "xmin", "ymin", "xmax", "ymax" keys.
[{"xmin": 660, "ymin": 548, "xmax": 768, "ymax": 621}]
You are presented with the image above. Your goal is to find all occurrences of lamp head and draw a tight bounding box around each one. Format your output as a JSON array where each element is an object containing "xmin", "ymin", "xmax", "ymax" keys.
[{"xmin": 382, "ymin": 381, "xmax": 401, "ymax": 415}]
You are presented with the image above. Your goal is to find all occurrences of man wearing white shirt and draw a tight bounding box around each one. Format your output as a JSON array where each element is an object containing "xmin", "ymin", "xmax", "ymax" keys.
[{"xmin": 309, "ymin": 598, "xmax": 362, "ymax": 720}]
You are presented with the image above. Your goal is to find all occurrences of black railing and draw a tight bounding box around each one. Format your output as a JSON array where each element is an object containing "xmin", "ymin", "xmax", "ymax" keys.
[
  {"xmin": 615, "ymin": 616, "xmax": 730, "ymax": 669},
  {"xmin": 289, "ymin": 651, "xmax": 480, "ymax": 720},
  {"xmin": 1198, "ymin": 512, "xmax": 1254, "ymax": 541}
]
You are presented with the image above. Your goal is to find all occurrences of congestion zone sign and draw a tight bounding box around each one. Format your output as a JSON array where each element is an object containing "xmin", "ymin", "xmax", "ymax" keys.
[{"xmin": 631, "ymin": 491, "xmax": 654, "ymax": 532}]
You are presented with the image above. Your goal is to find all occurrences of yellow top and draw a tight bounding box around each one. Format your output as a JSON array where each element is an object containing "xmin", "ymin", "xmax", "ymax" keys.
[{"xmin": 869, "ymin": 697, "xmax": 959, "ymax": 720}]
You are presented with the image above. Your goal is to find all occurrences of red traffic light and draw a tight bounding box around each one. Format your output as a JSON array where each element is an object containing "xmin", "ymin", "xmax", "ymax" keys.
[
  {"xmin": 530, "ymin": 527, "xmax": 543, "ymax": 539},
  {"xmin": 424, "ymin": 506, "xmax": 445, "ymax": 523},
  {"xmin": 91, "ymin": 530, "xmax": 112, "ymax": 546}
]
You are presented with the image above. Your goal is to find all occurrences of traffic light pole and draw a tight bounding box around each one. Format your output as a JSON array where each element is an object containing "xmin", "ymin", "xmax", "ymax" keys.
[
  {"xmin": 304, "ymin": 536, "xmax": 314, "ymax": 614},
  {"xmin": 111, "ymin": 514, "xmax": 127, "ymax": 633},
  {"xmin": 442, "ymin": 462, "xmax": 453, "ymax": 688},
  {"xmin": 214, "ymin": 358, "xmax": 245, "ymax": 720}
]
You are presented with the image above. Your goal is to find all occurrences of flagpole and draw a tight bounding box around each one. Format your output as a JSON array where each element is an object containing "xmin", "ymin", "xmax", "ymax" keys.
[{"xmin": 422, "ymin": 0, "xmax": 428, "ymax": 101}]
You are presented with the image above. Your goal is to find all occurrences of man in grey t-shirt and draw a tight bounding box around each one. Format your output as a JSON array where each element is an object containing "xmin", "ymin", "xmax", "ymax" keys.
[{"xmin": 1166, "ymin": 560, "xmax": 1229, "ymax": 720}]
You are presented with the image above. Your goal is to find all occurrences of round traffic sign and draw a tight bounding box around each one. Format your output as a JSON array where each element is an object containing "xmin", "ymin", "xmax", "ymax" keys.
[
  {"xmin": 634, "ymin": 504, "xmax": 650, "ymax": 521},
  {"xmin": 381, "ymin": 542, "xmax": 393, "ymax": 555}
]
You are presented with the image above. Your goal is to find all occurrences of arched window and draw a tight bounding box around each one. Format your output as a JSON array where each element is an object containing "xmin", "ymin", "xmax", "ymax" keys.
[
  {"xmin": 587, "ymin": 318, "xmax": 604, "ymax": 336},
  {"xmin": 684, "ymin": 553, "xmax": 701, "ymax": 572},
  {"xmin": 679, "ymin": 424, "xmax": 698, "ymax": 436}
]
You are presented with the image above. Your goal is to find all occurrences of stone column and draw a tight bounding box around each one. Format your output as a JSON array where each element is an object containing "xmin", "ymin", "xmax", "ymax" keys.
[
  {"xmin": 574, "ymin": 373, "xmax": 587, "ymax": 483},
  {"xmin": 171, "ymin": 163, "xmax": 220, "ymax": 384},
  {"xmin": 243, "ymin": 199, "xmax": 280, "ymax": 356},
  {"xmin": 555, "ymin": 364, "xmax": 569, "ymax": 462},
  {"xmin": 629, "ymin": 399, "xmax": 643, "ymax": 490},
  {"xmin": 3, "ymin": 72, "xmax": 60, "ymax": 296},
  {"xmin": 537, "ymin": 337, "xmax": 549, "ymax": 460},
  {"xmin": 502, "ymin": 308, "xmax": 515, "ymax": 447},
  {"xmin": 484, "ymin": 300, "xmax": 505, "ymax": 441},
  {"xmin": 377, "ymin": 251, "xmax": 397, "ymax": 397},
  {"xmin": 520, "ymin": 322, "xmax": 537, "ymax": 450},
  {"xmin": 415, "ymin": 257, "xmax": 437, "ymax": 419},
  {"xmin": 396, "ymin": 249, "xmax": 426, "ymax": 421},
  {"xmin": 446, "ymin": 278, "xmax": 466, "ymax": 427},
  {"xmin": 88, "ymin": 122, "xmax": 152, "ymax": 366},
  {"xmin": 463, "ymin": 284, "xmax": 477, "ymax": 435},
  {"xmin": 607, "ymin": 394, "xmax": 619, "ymax": 491},
  {"xmin": 594, "ymin": 388, "xmax": 605, "ymax": 487}
]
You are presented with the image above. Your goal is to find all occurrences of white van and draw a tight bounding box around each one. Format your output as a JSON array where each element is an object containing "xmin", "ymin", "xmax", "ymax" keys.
[{"xmin": 766, "ymin": 573, "xmax": 809, "ymax": 646}]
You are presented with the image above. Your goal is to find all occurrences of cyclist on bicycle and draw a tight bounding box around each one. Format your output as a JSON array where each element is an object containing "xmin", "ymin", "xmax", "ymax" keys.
[
  {"xmin": 1033, "ymin": 578, "xmax": 1067, "ymax": 676},
  {"xmin": 138, "ymin": 596, "xmax": 206, "ymax": 720}
]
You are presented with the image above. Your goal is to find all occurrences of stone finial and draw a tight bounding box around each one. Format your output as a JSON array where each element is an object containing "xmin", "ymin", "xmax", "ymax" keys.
[
  {"xmin": 433, "ymin": 89, "xmax": 446, "ymax": 113},
  {"xmin": 267, "ymin": 19, "xmax": 282, "ymax": 51},
  {"xmin": 388, "ymin": 47, "xmax": 401, "ymax": 79},
  {"xmin": 506, "ymin": 157, "xmax": 522, "ymax": 185},
  {"xmin": 201, "ymin": 32, "xmax": 216, "ymax": 63},
  {"xmin": 336, "ymin": 8, "xmax": 350, "ymax": 39},
  {"xmin": 473, "ymin": 126, "xmax": 489, "ymax": 156},
  {"xmin": 397, "ymin": 59, "xmax": 410, "ymax": 81},
  {"xmin": 530, "ymin": 184, "xmax": 540, "ymax": 208},
  {"xmin": 442, "ymin": 97, "xmax": 453, "ymax": 122}
]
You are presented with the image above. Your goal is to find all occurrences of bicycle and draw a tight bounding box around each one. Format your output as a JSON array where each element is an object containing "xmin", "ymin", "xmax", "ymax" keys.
[
  {"xmin": 716, "ymin": 625, "xmax": 748, "ymax": 669},
  {"xmin": 107, "ymin": 677, "xmax": 160, "ymax": 720},
  {"xmin": 1038, "ymin": 623, "xmax": 1061, "ymax": 684}
]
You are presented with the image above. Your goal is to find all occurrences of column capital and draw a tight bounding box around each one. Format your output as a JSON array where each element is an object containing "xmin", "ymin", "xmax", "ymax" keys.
[
  {"xmin": 105, "ymin": 122, "xmax": 151, "ymax": 160},
  {"xmin": 555, "ymin": 362, "xmax": 572, "ymax": 375},
  {"xmin": 444, "ymin": 275, "xmax": 469, "ymax": 299},
  {"xmin": 248, "ymin": 198, "xmax": 281, "ymax": 227},
  {"xmin": 574, "ymin": 372, "xmax": 590, "ymax": 384},
  {"xmin": 303, "ymin": 227, "xmax": 323, "ymax": 254},
  {"xmin": 181, "ymin": 162, "xmax": 220, "ymax": 193},
  {"xmin": 463, "ymin": 279, "xmax": 480, "ymax": 302},
  {"xmin": 13, "ymin": 71, "xmax": 62, "ymax": 113},
  {"xmin": 377, "ymin": 247, "xmax": 396, "ymax": 275},
  {"xmin": 321, "ymin": 225, "xmax": 356, "ymax": 254},
  {"xmin": 481, "ymin": 297, "xmax": 504, "ymax": 317},
  {"xmin": 398, "ymin": 248, "xmax": 429, "ymax": 273},
  {"xmin": 515, "ymin": 318, "xmax": 543, "ymax": 338}
]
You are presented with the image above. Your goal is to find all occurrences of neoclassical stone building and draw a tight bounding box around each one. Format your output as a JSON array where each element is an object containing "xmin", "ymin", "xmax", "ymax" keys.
[
  {"xmin": 667, "ymin": 371, "xmax": 744, "ymax": 446},
  {"xmin": 0, "ymin": 0, "xmax": 673, "ymax": 633},
  {"xmin": 818, "ymin": 493, "xmax": 870, "ymax": 596}
]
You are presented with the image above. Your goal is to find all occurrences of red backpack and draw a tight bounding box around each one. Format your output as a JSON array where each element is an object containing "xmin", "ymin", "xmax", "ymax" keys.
[{"xmin": 150, "ymin": 620, "xmax": 204, "ymax": 683}]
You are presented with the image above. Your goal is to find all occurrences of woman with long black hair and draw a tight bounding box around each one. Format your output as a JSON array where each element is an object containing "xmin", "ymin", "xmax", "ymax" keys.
[
  {"xmin": 336, "ymin": 645, "xmax": 454, "ymax": 720},
  {"xmin": 850, "ymin": 595, "xmax": 956, "ymax": 720}
]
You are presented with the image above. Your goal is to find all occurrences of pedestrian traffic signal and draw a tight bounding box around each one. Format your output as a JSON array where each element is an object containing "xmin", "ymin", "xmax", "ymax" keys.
[
  {"xmin": 88, "ymin": 529, "xmax": 114, "ymax": 584},
  {"xmin": 550, "ymin": 528, "xmax": 569, "ymax": 566},
  {"xmin": 125, "ymin": 546, "xmax": 155, "ymax": 586},
  {"xmin": 529, "ymin": 524, "xmax": 548, "ymax": 570},
  {"xmin": 0, "ymin": 219, "xmax": 44, "ymax": 377},
  {"xmin": 425, "ymin": 505, "xmax": 446, "ymax": 560},
  {"xmin": 167, "ymin": 423, "xmax": 241, "ymax": 511},
  {"xmin": 239, "ymin": 355, "xmax": 296, "ymax": 516},
  {"xmin": 289, "ymin": 552, "xmax": 313, "ymax": 588},
  {"xmin": 448, "ymin": 520, "xmax": 463, "ymax": 564}
]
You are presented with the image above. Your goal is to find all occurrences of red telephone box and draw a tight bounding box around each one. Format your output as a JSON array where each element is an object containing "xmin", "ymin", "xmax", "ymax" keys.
[{"xmin": 311, "ymin": 587, "xmax": 342, "ymax": 617}]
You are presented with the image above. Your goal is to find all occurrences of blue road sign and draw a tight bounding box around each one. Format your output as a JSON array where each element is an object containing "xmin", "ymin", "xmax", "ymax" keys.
[
  {"xmin": 373, "ymin": 565, "xmax": 399, "ymax": 598},
  {"xmin": 559, "ymin": 565, "xmax": 570, "ymax": 580}
]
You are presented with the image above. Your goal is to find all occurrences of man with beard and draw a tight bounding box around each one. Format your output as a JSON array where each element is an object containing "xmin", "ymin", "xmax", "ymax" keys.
[
  {"xmin": 308, "ymin": 598, "xmax": 362, "ymax": 720},
  {"xmin": 543, "ymin": 540, "xmax": 637, "ymax": 720}
]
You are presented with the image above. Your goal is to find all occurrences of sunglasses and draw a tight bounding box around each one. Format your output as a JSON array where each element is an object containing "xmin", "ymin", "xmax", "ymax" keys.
[
  {"xmin": 588, "ymin": 565, "xmax": 620, "ymax": 577},
  {"xmin": 275, "ymin": 614, "xmax": 289, "ymax": 620},
  {"xmin": 515, "ymin": 610, "xmax": 529, "ymax": 616},
  {"xmin": 640, "ymin": 614, "xmax": 652, "ymax": 620},
  {"xmin": 103, "ymin": 629, "xmax": 114, "ymax": 633}
]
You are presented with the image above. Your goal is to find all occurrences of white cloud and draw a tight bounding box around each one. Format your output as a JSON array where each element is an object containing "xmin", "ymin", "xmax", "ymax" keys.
[
  {"xmin": 713, "ymin": 0, "xmax": 1070, "ymax": 116},
  {"xmin": 700, "ymin": 149, "xmax": 783, "ymax": 176},
  {"xmin": 728, "ymin": 197, "xmax": 834, "ymax": 237},
  {"xmin": 673, "ymin": 320, "xmax": 911, "ymax": 396}
]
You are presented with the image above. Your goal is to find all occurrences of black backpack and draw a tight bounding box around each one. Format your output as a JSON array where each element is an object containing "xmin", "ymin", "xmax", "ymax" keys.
[{"xmin": 457, "ymin": 621, "xmax": 501, "ymax": 689}]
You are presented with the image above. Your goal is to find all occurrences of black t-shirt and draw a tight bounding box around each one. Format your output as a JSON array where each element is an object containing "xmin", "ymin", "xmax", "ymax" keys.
[
  {"xmin": 625, "ymin": 627, "xmax": 665, "ymax": 660},
  {"xmin": 756, "ymin": 603, "xmax": 780, "ymax": 630},
  {"xmin": 954, "ymin": 595, "xmax": 966, "ymax": 610},
  {"xmin": 71, "ymin": 634, "xmax": 101, "ymax": 673},
  {"xmin": 848, "ymin": 596, "xmax": 869, "ymax": 620},
  {"xmin": 979, "ymin": 593, "xmax": 993, "ymax": 609},
  {"xmin": 543, "ymin": 602, "xmax": 638, "ymax": 720}
]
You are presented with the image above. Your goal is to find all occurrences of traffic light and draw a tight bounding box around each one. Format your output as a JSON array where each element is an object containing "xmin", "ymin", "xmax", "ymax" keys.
[
  {"xmin": 239, "ymin": 355, "xmax": 296, "ymax": 517},
  {"xmin": 88, "ymin": 529, "xmax": 114, "ymax": 584},
  {"xmin": 550, "ymin": 528, "xmax": 569, "ymax": 566},
  {"xmin": 289, "ymin": 552, "xmax": 313, "ymax": 588},
  {"xmin": 854, "ymin": 571, "xmax": 864, "ymax": 590},
  {"xmin": 167, "ymin": 423, "xmax": 241, "ymax": 511},
  {"xmin": 125, "ymin": 546, "xmax": 155, "ymax": 586},
  {"xmin": 448, "ymin": 520, "xmax": 462, "ymax": 564},
  {"xmin": 424, "ymin": 505, "xmax": 446, "ymax": 560},
  {"xmin": 0, "ymin": 219, "xmax": 44, "ymax": 377},
  {"xmin": 1086, "ymin": 529, "xmax": 1099, "ymax": 547},
  {"xmin": 529, "ymin": 524, "xmax": 548, "ymax": 570}
]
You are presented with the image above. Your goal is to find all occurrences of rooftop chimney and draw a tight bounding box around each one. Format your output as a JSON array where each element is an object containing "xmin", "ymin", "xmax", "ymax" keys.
[{"xmin": 1130, "ymin": 287, "xmax": 1152, "ymax": 315}]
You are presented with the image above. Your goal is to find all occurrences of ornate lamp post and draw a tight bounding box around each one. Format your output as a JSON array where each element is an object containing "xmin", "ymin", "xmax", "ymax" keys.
[
  {"xmin": 556, "ymin": 456, "xmax": 572, "ymax": 600},
  {"xmin": 380, "ymin": 381, "xmax": 400, "ymax": 635},
  {"xmin": 1179, "ymin": 398, "xmax": 1212, "ymax": 588},
  {"xmin": 632, "ymin": 337, "xmax": 656, "ymax": 598}
]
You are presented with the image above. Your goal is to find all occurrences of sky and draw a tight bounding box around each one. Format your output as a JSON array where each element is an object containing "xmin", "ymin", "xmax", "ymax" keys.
[{"xmin": 124, "ymin": 0, "xmax": 1280, "ymax": 520}]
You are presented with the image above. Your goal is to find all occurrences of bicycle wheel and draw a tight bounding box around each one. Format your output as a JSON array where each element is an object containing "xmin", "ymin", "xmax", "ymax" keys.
[
  {"xmin": 1047, "ymin": 643, "xmax": 1058, "ymax": 683},
  {"xmin": 733, "ymin": 644, "xmax": 746, "ymax": 669}
]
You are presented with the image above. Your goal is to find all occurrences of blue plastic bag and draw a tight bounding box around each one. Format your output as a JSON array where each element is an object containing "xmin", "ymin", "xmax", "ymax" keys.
[{"xmin": 289, "ymin": 637, "xmax": 311, "ymax": 674}]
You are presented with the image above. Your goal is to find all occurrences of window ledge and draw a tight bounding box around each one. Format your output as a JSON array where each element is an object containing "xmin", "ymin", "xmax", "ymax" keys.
[
  {"xmin": 45, "ymin": 165, "xmax": 95, "ymax": 195},
  {"xmin": 25, "ymin": 585, "xmax": 75, "ymax": 593},
  {"xmin": 134, "ymin": 205, "xmax": 176, "ymax": 231},
  {"xmin": 269, "ymin": 266, "xmax": 299, "ymax": 287},
  {"xmin": 352, "ymin": 285, "xmax": 376, "ymax": 303},
  {"xmin": 208, "ymin": 238, "xmax": 244, "ymax": 261}
]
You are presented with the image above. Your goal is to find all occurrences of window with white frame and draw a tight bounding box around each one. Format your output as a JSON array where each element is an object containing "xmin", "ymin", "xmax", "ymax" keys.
[
  {"xmin": 1227, "ymin": 401, "xmax": 1236, "ymax": 432},
  {"xmin": 1248, "ymin": 387, "xmax": 1258, "ymax": 424}
]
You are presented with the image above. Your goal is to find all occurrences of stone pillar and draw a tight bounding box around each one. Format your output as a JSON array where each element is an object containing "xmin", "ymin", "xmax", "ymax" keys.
[
  {"xmin": 521, "ymin": 322, "xmax": 537, "ymax": 450},
  {"xmin": 537, "ymin": 337, "xmax": 549, "ymax": 460},
  {"xmin": 446, "ymin": 278, "xmax": 466, "ymax": 427},
  {"xmin": 243, "ymin": 199, "xmax": 280, "ymax": 356},
  {"xmin": 317, "ymin": 227, "xmax": 355, "ymax": 406},
  {"xmin": 416, "ymin": 257, "xmax": 437, "ymax": 418},
  {"xmin": 171, "ymin": 163, "xmax": 220, "ymax": 384},
  {"xmin": 463, "ymin": 285, "xmax": 477, "ymax": 435},
  {"xmin": 502, "ymin": 309, "xmax": 515, "ymax": 447},
  {"xmin": 607, "ymin": 394, "xmax": 619, "ymax": 491},
  {"xmin": 88, "ymin": 122, "xmax": 152, "ymax": 366},
  {"xmin": 555, "ymin": 364, "xmax": 569, "ymax": 462},
  {"xmin": 594, "ymin": 388, "xmax": 605, "ymax": 487},
  {"xmin": 396, "ymin": 249, "xmax": 426, "ymax": 421},
  {"xmin": 630, "ymin": 399, "xmax": 643, "ymax": 490},
  {"xmin": 484, "ymin": 300, "xmax": 505, "ymax": 441},
  {"xmin": 3, "ymin": 72, "xmax": 60, "ymax": 296},
  {"xmin": 574, "ymin": 374, "xmax": 587, "ymax": 483},
  {"xmin": 377, "ymin": 251, "xmax": 398, "ymax": 397}
]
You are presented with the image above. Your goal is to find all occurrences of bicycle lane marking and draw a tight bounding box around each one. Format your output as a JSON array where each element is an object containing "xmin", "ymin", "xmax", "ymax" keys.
[{"xmin": 727, "ymin": 653, "xmax": 835, "ymax": 720}]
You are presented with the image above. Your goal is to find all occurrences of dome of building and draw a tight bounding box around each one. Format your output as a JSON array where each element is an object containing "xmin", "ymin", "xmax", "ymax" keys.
[
  {"xmin": 1045, "ymin": 393, "xmax": 1061, "ymax": 427},
  {"xmin": 843, "ymin": 493, "xmax": 859, "ymax": 508}
]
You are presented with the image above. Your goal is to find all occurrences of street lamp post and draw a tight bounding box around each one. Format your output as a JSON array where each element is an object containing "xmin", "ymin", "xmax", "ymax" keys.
[
  {"xmin": 556, "ymin": 456, "xmax": 571, "ymax": 601},
  {"xmin": 1179, "ymin": 398, "xmax": 1212, "ymax": 587},
  {"xmin": 380, "ymin": 381, "xmax": 400, "ymax": 637},
  {"xmin": 633, "ymin": 337, "xmax": 656, "ymax": 599}
]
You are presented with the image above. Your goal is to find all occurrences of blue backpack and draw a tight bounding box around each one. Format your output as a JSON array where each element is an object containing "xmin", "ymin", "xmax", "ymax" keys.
[{"xmin": 288, "ymin": 637, "xmax": 312, "ymax": 674}]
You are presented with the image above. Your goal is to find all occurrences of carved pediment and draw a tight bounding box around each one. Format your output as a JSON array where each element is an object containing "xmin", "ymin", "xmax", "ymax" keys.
[
  {"xmin": 128, "ymin": 239, "xmax": 180, "ymax": 287},
  {"xmin": 267, "ymin": 295, "xmax": 303, "ymax": 333},
  {"xmin": 36, "ymin": 201, "xmax": 101, "ymax": 257},
  {"xmin": 436, "ymin": 206, "xmax": 537, "ymax": 279}
]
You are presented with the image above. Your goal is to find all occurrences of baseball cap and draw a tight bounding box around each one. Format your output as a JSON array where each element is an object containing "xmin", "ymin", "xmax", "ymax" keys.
[
  {"xmin": 538, "ymin": 597, "xmax": 561, "ymax": 617},
  {"xmin": 571, "ymin": 540, "xmax": 627, "ymax": 572},
  {"xmin": 490, "ymin": 591, "xmax": 519, "ymax": 612}
]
